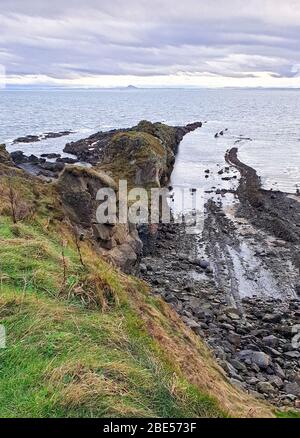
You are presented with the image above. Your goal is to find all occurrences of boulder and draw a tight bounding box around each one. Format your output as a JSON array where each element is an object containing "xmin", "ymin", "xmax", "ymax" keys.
[
  {"xmin": 284, "ymin": 382, "xmax": 300, "ymax": 397},
  {"xmin": 10, "ymin": 150, "xmax": 28, "ymax": 164},
  {"xmin": 262, "ymin": 335, "xmax": 280, "ymax": 348},
  {"xmin": 262, "ymin": 313, "xmax": 282, "ymax": 323},
  {"xmin": 238, "ymin": 350, "xmax": 271, "ymax": 370},
  {"xmin": 257, "ymin": 381, "xmax": 276, "ymax": 395},
  {"xmin": 41, "ymin": 153, "xmax": 61, "ymax": 159},
  {"xmin": 268, "ymin": 375, "xmax": 284, "ymax": 389}
]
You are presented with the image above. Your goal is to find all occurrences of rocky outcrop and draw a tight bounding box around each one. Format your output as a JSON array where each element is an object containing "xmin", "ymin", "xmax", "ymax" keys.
[
  {"xmin": 10, "ymin": 150, "xmax": 67, "ymax": 178},
  {"xmin": 57, "ymin": 165, "xmax": 142, "ymax": 273},
  {"xmin": 13, "ymin": 131, "xmax": 74, "ymax": 144},
  {"xmin": 0, "ymin": 144, "xmax": 14, "ymax": 167},
  {"xmin": 226, "ymin": 147, "xmax": 300, "ymax": 243},
  {"xmin": 7, "ymin": 120, "xmax": 202, "ymax": 271},
  {"xmin": 60, "ymin": 120, "xmax": 203, "ymax": 266},
  {"xmin": 64, "ymin": 120, "xmax": 202, "ymax": 187}
]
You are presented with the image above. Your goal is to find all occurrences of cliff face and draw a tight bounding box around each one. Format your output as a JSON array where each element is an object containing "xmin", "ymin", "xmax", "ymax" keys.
[{"xmin": 57, "ymin": 166, "xmax": 142, "ymax": 273}]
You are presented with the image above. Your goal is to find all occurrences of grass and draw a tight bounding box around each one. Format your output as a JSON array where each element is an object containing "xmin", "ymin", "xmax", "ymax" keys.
[
  {"xmin": 0, "ymin": 280, "xmax": 223, "ymax": 417},
  {"xmin": 276, "ymin": 411, "xmax": 300, "ymax": 419},
  {"xmin": 0, "ymin": 164, "xmax": 276, "ymax": 418}
]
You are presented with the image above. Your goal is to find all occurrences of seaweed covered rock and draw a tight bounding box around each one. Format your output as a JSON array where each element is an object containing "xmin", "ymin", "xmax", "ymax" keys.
[
  {"xmin": 97, "ymin": 130, "xmax": 174, "ymax": 187},
  {"xmin": 64, "ymin": 120, "xmax": 202, "ymax": 187}
]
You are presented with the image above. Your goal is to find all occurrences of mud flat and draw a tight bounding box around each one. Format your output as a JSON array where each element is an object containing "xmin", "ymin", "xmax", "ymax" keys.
[{"xmin": 141, "ymin": 147, "xmax": 300, "ymax": 408}]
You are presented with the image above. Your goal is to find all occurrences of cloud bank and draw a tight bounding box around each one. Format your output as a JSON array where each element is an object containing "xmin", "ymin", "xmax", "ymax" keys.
[{"xmin": 1, "ymin": 0, "xmax": 300, "ymax": 87}]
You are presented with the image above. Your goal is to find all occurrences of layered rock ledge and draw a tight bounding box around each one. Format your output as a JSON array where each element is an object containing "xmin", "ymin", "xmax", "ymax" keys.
[{"xmin": 6, "ymin": 120, "xmax": 202, "ymax": 272}]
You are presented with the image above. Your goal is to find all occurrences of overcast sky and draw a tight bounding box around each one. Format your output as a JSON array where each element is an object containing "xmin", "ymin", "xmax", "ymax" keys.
[{"xmin": 1, "ymin": 0, "xmax": 300, "ymax": 87}]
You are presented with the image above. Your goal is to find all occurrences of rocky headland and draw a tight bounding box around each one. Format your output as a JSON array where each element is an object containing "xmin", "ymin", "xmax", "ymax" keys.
[
  {"xmin": 6, "ymin": 121, "xmax": 202, "ymax": 272},
  {"xmin": 1, "ymin": 119, "xmax": 299, "ymax": 414}
]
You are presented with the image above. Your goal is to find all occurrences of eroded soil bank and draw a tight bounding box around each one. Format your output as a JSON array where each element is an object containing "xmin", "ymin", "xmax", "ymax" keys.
[{"xmin": 140, "ymin": 146, "xmax": 300, "ymax": 409}]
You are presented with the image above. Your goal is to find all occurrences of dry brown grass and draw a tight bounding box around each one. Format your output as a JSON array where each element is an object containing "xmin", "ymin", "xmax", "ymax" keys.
[
  {"xmin": 66, "ymin": 272, "xmax": 120, "ymax": 310},
  {"xmin": 48, "ymin": 361, "xmax": 149, "ymax": 417}
]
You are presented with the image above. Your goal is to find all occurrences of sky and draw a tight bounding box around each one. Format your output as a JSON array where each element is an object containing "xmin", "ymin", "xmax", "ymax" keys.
[{"xmin": 1, "ymin": 0, "xmax": 300, "ymax": 88}]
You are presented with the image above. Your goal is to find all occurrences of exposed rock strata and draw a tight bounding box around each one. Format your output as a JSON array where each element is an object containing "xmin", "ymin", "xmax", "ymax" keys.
[{"xmin": 56, "ymin": 166, "xmax": 143, "ymax": 273}]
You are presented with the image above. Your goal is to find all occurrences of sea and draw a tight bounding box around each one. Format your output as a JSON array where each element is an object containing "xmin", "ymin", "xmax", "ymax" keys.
[{"xmin": 0, "ymin": 87, "xmax": 299, "ymax": 193}]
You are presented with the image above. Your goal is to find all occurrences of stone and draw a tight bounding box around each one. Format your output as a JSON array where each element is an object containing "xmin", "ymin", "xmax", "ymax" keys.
[
  {"xmin": 228, "ymin": 332, "xmax": 241, "ymax": 347},
  {"xmin": 268, "ymin": 375, "xmax": 284, "ymax": 389},
  {"xmin": 183, "ymin": 317, "xmax": 200, "ymax": 330},
  {"xmin": 230, "ymin": 359, "xmax": 247, "ymax": 372},
  {"xmin": 227, "ymin": 313, "xmax": 240, "ymax": 321},
  {"xmin": 262, "ymin": 313, "xmax": 282, "ymax": 323},
  {"xmin": 284, "ymin": 351, "xmax": 300, "ymax": 359},
  {"xmin": 139, "ymin": 263, "xmax": 147, "ymax": 274},
  {"xmin": 10, "ymin": 150, "xmax": 28, "ymax": 164},
  {"xmin": 262, "ymin": 335, "xmax": 280, "ymax": 348},
  {"xmin": 230, "ymin": 379, "xmax": 245, "ymax": 390},
  {"xmin": 28, "ymin": 154, "xmax": 40, "ymax": 163},
  {"xmin": 274, "ymin": 363, "xmax": 285, "ymax": 379},
  {"xmin": 198, "ymin": 260, "xmax": 210, "ymax": 269},
  {"xmin": 165, "ymin": 293, "xmax": 177, "ymax": 304},
  {"xmin": 284, "ymin": 382, "xmax": 300, "ymax": 397},
  {"xmin": 247, "ymin": 377, "xmax": 259, "ymax": 385},
  {"xmin": 264, "ymin": 346, "xmax": 281, "ymax": 357},
  {"xmin": 92, "ymin": 223, "xmax": 113, "ymax": 241},
  {"xmin": 257, "ymin": 381, "xmax": 276, "ymax": 395},
  {"xmin": 238, "ymin": 350, "xmax": 271, "ymax": 370}
]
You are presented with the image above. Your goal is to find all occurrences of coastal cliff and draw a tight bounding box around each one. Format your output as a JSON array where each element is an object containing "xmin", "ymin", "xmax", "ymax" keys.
[
  {"xmin": 8, "ymin": 121, "xmax": 202, "ymax": 272},
  {"xmin": 0, "ymin": 132, "xmax": 274, "ymax": 418}
]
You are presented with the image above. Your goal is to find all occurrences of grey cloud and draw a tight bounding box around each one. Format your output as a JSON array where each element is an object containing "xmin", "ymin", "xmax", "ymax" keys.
[{"xmin": 0, "ymin": 0, "xmax": 300, "ymax": 83}]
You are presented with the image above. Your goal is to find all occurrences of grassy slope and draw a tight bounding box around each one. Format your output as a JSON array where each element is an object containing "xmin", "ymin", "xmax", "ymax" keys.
[{"xmin": 0, "ymin": 164, "xmax": 275, "ymax": 418}]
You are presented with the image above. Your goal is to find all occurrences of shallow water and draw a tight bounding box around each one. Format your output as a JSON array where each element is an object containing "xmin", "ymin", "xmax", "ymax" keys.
[{"xmin": 0, "ymin": 88, "xmax": 299, "ymax": 193}]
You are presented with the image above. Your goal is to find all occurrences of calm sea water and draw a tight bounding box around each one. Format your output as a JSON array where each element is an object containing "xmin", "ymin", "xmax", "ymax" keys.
[{"xmin": 0, "ymin": 88, "xmax": 299, "ymax": 193}]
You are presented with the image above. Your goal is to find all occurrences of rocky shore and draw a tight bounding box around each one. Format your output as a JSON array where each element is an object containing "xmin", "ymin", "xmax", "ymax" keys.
[
  {"xmin": 140, "ymin": 222, "xmax": 300, "ymax": 408},
  {"xmin": 13, "ymin": 130, "xmax": 74, "ymax": 144},
  {"xmin": 140, "ymin": 144, "xmax": 300, "ymax": 409}
]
